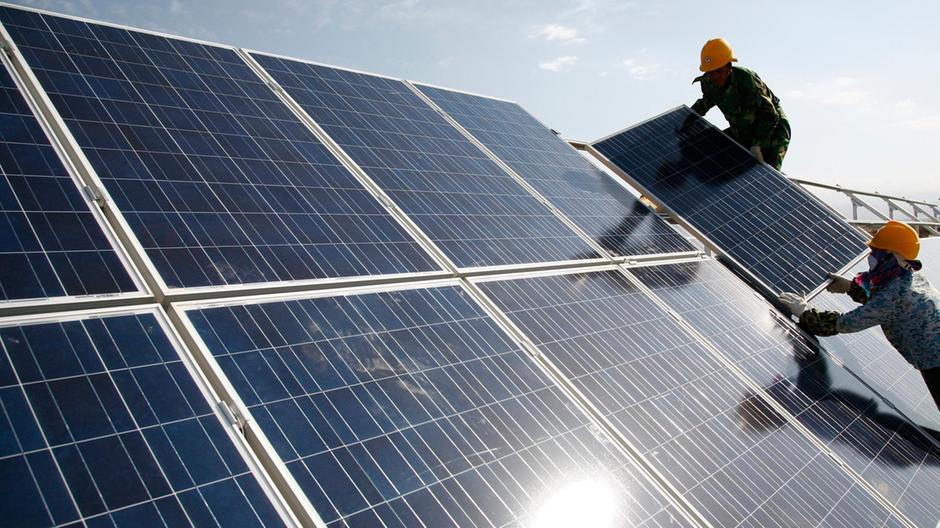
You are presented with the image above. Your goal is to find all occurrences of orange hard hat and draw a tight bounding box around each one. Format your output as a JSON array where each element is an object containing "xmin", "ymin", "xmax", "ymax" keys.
[
  {"xmin": 868, "ymin": 220, "xmax": 920, "ymax": 260},
  {"xmin": 700, "ymin": 38, "xmax": 737, "ymax": 72}
]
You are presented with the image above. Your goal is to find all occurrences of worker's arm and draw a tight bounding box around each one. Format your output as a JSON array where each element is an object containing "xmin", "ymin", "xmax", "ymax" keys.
[
  {"xmin": 735, "ymin": 73, "xmax": 780, "ymax": 147},
  {"xmin": 800, "ymin": 285, "xmax": 897, "ymax": 336},
  {"xmin": 847, "ymin": 281, "xmax": 869, "ymax": 304},
  {"xmin": 690, "ymin": 75, "xmax": 714, "ymax": 116}
]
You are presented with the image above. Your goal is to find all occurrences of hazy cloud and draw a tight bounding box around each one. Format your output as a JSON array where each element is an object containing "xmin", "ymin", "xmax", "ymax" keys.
[
  {"xmin": 539, "ymin": 56, "xmax": 579, "ymax": 72},
  {"xmin": 532, "ymin": 24, "xmax": 587, "ymax": 44},
  {"xmin": 786, "ymin": 77, "xmax": 872, "ymax": 106},
  {"xmin": 622, "ymin": 57, "xmax": 665, "ymax": 80}
]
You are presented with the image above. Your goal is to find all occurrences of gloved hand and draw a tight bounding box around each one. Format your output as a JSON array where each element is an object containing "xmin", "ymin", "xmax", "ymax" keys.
[
  {"xmin": 825, "ymin": 272, "xmax": 852, "ymax": 294},
  {"xmin": 778, "ymin": 292, "xmax": 807, "ymax": 317},
  {"xmin": 680, "ymin": 113, "xmax": 698, "ymax": 133},
  {"xmin": 749, "ymin": 146, "xmax": 764, "ymax": 162}
]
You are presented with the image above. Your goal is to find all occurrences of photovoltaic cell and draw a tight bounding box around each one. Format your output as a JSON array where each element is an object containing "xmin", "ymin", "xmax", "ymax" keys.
[
  {"xmin": 919, "ymin": 237, "xmax": 940, "ymax": 285},
  {"xmin": 250, "ymin": 53, "xmax": 600, "ymax": 268},
  {"xmin": 0, "ymin": 309, "xmax": 288, "ymax": 527},
  {"xmin": 633, "ymin": 259, "xmax": 940, "ymax": 527},
  {"xmin": 811, "ymin": 257, "xmax": 940, "ymax": 430},
  {"xmin": 0, "ymin": 6, "xmax": 440, "ymax": 288},
  {"xmin": 185, "ymin": 285, "xmax": 691, "ymax": 527},
  {"xmin": 414, "ymin": 84, "xmax": 694, "ymax": 258},
  {"xmin": 477, "ymin": 269, "xmax": 903, "ymax": 528},
  {"xmin": 0, "ymin": 59, "xmax": 136, "ymax": 301},
  {"xmin": 592, "ymin": 107, "xmax": 868, "ymax": 295}
]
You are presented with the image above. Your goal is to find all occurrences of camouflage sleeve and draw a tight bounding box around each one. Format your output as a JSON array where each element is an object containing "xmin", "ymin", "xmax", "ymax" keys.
[
  {"xmin": 836, "ymin": 285, "xmax": 897, "ymax": 333},
  {"xmin": 736, "ymin": 72, "xmax": 780, "ymax": 147},
  {"xmin": 798, "ymin": 309, "xmax": 841, "ymax": 336},
  {"xmin": 690, "ymin": 75, "xmax": 713, "ymax": 116},
  {"xmin": 847, "ymin": 282, "xmax": 868, "ymax": 304}
]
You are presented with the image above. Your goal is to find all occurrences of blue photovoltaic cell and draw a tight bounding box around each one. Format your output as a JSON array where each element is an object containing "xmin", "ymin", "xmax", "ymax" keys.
[
  {"xmin": 186, "ymin": 285, "xmax": 691, "ymax": 528},
  {"xmin": 0, "ymin": 310, "xmax": 287, "ymax": 527},
  {"xmin": 0, "ymin": 7, "xmax": 440, "ymax": 288},
  {"xmin": 633, "ymin": 259, "xmax": 940, "ymax": 527},
  {"xmin": 592, "ymin": 107, "xmax": 868, "ymax": 295},
  {"xmin": 251, "ymin": 53, "xmax": 600, "ymax": 268},
  {"xmin": 919, "ymin": 237, "xmax": 940, "ymax": 284},
  {"xmin": 478, "ymin": 269, "xmax": 902, "ymax": 528},
  {"xmin": 414, "ymin": 84, "xmax": 694, "ymax": 258},
  {"xmin": 0, "ymin": 60, "xmax": 135, "ymax": 301},
  {"xmin": 811, "ymin": 257, "xmax": 940, "ymax": 431}
]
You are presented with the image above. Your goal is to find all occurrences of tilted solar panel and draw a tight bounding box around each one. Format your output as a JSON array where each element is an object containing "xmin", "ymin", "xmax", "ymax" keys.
[
  {"xmin": 413, "ymin": 84, "xmax": 694, "ymax": 258},
  {"xmin": 183, "ymin": 284, "xmax": 693, "ymax": 527},
  {"xmin": 918, "ymin": 237, "xmax": 940, "ymax": 284},
  {"xmin": 476, "ymin": 268, "xmax": 903, "ymax": 528},
  {"xmin": 250, "ymin": 53, "xmax": 601, "ymax": 268},
  {"xmin": 591, "ymin": 107, "xmax": 868, "ymax": 296},
  {"xmin": 0, "ymin": 58, "xmax": 137, "ymax": 302},
  {"xmin": 810, "ymin": 257, "xmax": 940, "ymax": 430},
  {"xmin": 0, "ymin": 6, "xmax": 440, "ymax": 289},
  {"xmin": 632, "ymin": 259, "xmax": 940, "ymax": 527},
  {"xmin": 0, "ymin": 309, "xmax": 290, "ymax": 526}
]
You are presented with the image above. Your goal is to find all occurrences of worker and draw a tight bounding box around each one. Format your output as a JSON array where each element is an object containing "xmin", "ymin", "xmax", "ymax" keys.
[
  {"xmin": 690, "ymin": 38, "xmax": 791, "ymax": 171},
  {"xmin": 777, "ymin": 221, "xmax": 940, "ymax": 411}
]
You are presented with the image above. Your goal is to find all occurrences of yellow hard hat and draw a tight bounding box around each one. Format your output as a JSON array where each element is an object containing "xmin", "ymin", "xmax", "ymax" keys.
[
  {"xmin": 868, "ymin": 220, "xmax": 920, "ymax": 260},
  {"xmin": 699, "ymin": 38, "xmax": 737, "ymax": 72}
]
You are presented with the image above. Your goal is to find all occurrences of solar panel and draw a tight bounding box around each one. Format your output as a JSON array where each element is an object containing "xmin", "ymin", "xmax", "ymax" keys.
[
  {"xmin": 413, "ymin": 84, "xmax": 695, "ymax": 258},
  {"xmin": 591, "ymin": 107, "xmax": 868, "ymax": 296},
  {"xmin": 632, "ymin": 259, "xmax": 940, "ymax": 527},
  {"xmin": 0, "ymin": 58, "xmax": 137, "ymax": 302},
  {"xmin": 918, "ymin": 237, "xmax": 940, "ymax": 284},
  {"xmin": 249, "ymin": 52, "xmax": 601, "ymax": 268},
  {"xmin": 810, "ymin": 257, "xmax": 940, "ymax": 431},
  {"xmin": 183, "ymin": 284, "xmax": 693, "ymax": 527},
  {"xmin": 0, "ymin": 308, "xmax": 290, "ymax": 526},
  {"xmin": 476, "ymin": 268, "xmax": 903, "ymax": 528},
  {"xmin": 0, "ymin": 6, "xmax": 441, "ymax": 289}
]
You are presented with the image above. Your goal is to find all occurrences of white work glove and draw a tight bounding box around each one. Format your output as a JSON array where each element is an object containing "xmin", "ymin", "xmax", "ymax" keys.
[
  {"xmin": 825, "ymin": 272, "xmax": 852, "ymax": 294},
  {"xmin": 749, "ymin": 145, "xmax": 764, "ymax": 162},
  {"xmin": 777, "ymin": 292, "xmax": 807, "ymax": 317}
]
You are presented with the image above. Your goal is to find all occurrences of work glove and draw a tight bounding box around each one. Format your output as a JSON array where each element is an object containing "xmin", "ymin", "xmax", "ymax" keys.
[
  {"xmin": 825, "ymin": 273, "xmax": 852, "ymax": 294},
  {"xmin": 679, "ymin": 113, "xmax": 697, "ymax": 133},
  {"xmin": 777, "ymin": 292, "xmax": 807, "ymax": 317},
  {"xmin": 749, "ymin": 146, "xmax": 764, "ymax": 162}
]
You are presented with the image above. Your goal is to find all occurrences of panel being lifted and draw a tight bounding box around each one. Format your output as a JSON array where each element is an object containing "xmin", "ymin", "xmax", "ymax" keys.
[
  {"xmin": 0, "ymin": 6, "xmax": 441, "ymax": 290},
  {"xmin": 250, "ymin": 52, "xmax": 601, "ymax": 269},
  {"xmin": 0, "ymin": 308, "xmax": 292, "ymax": 527},
  {"xmin": 181, "ymin": 283, "xmax": 693, "ymax": 528},
  {"xmin": 0, "ymin": 58, "xmax": 138, "ymax": 302},
  {"xmin": 476, "ymin": 268, "xmax": 905, "ymax": 528},
  {"xmin": 591, "ymin": 107, "xmax": 868, "ymax": 296},
  {"xmin": 414, "ymin": 84, "xmax": 695, "ymax": 258}
]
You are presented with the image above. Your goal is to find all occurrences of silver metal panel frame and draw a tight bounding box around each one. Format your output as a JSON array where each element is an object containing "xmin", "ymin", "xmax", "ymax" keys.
[
  {"xmin": 586, "ymin": 105, "xmax": 869, "ymax": 301},
  {"xmin": 0, "ymin": 303, "xmax": 303, "ymax": 528}
]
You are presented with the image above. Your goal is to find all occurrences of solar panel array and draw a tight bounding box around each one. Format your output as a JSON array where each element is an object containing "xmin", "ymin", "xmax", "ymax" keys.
[
  {"xmin": 1, "ymin": 4, "xmax": 937, "ymax": 528},
  {"xmin": 591, "ymin": 107, "xmax": 869, "ymax": 295},
  {"xmin": 632, "ymin": 259, "xmax": 940, "ymax": 527},
  {"xmin": 414, "ymin": 84, "xmax": 694, "ymax": 258},
  {"xmin": 0, "ymin": 59, "xmax": 136, "ymax": 302}
]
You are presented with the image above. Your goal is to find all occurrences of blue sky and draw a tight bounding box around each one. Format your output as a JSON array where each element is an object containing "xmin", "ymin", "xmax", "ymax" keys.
[{"xmin": 13, "ymin": 0, "xmax": 940, "ymax": 204}]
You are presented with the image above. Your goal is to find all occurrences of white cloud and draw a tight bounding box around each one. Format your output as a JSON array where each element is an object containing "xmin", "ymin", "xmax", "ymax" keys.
[
  {"xmin": 891, "ymin": 115, "xmax": 940, "ymax": 131},
  {"xmin": 539, "ymin": 56, "xmax": 579, "ymax": 72},
  {"xmin": 169, "ymin": 0, "xmax": 184, "ymax": 15},
  {"xmin": 785, "ymin": 77, "xmax": 872, "ymax": 106},
  {"xmin": 532, "ymin": 24, "xmax": 587, "ymax": 44},
  {"xmin": 622, "ymin": 58, "xmax": 665, "ymax": 80}
]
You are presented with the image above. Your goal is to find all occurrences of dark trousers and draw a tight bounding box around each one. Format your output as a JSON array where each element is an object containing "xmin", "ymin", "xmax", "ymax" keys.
[{"xmin": 922, "ymin": 367, "xmax": 940, "ymax": 412}]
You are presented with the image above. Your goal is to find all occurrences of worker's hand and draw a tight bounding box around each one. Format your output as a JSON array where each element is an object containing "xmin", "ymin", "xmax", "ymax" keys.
[
  {"xmin": 749, "ymin": 146, "xmax": 764, "ymax": 162},
  {"xmin": 777, "ymin": 292, "xmax": 807, "ymax": 317},
  {"xmin": 679, "ymin": 113, "xmax": 697, "ymax": 133},
  {"xmin": 825, "ymin": 273, "xmax": 852, "ymax": 294}
]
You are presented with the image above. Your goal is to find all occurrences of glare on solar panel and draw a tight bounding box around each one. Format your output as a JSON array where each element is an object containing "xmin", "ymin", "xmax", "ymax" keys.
[
  {"xmin": 590, "ymin": 106, "xmax": 868, "ymax": 298},
  {"xmin": 0, "ymin": 307, "xmax": 292, "ymax": 527},
  {"xmin": 180, "ymin": 282, "xmax": 695, "ymax": 527},
  {"xmin": 0, "ymin": 6, "xmax": 442, "ymax": 291}
]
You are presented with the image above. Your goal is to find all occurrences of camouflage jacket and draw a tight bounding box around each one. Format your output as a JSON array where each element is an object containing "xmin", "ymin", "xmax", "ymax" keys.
[
  {"xmin": 800, "ymin": 273, "xmax": 940, "ymax": 370},
  {"xmin": 691, "ymin": 66, "xmax": 787, "ymax": 148}
]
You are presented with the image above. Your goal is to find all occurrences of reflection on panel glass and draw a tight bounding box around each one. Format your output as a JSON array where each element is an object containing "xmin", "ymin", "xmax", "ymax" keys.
[
  {"xmin": 0, "ymin": 59, "xmax": 135, "ymax": 300},
  {"xmin": 811, "ymin": 257, "xmax": 940, "ymax": 430},
  {"xmin": 415, "ymin": 84, "xmax": 694, "ymax": 258},
  {"xmin": 0, "ymin": 6, "xmax": 440, "ymax": 288},
  {"xmin": 919, "ymin": 238, "xmax": 940, "ymax": 285},
  {"xmin": 633, "ymin": 259, "xmax": 940, "ymax": 527},
  {"xmin": 592, "ymin": 107, "xmax": 867, "ymax": 295},
  {"xmin": 0, "ymin": 311, "xmax": 287, "ymax": 527},
  {"xmin": 251, "ymin": 53, "xmax": 600, "ymax": 268},
  {"xmin": 478, "ymin": 269, "xmax": 901, "ymax": 528},
  {"xmin": 186, "ymin": 285, "xmax": 691, "ymax": 527}
]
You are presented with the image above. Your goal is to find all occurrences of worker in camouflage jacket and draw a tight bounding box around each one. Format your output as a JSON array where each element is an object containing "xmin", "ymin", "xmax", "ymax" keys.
[
  {"xmin": 778, "ymin": 221, "xmax": 940, "ymax": 411},
  {"xmin": 690, "ymin": 38, "xmax": 791, "ymax": 171}
]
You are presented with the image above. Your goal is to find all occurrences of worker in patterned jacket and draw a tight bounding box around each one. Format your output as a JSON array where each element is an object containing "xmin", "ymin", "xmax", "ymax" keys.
[
  {"xmin": 778, "ymin": 221, "xmax": 940, "ymax": 411},
  {"xmin": 690, "ymin": 38, "xmax": 791, "ymax": 170}
]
